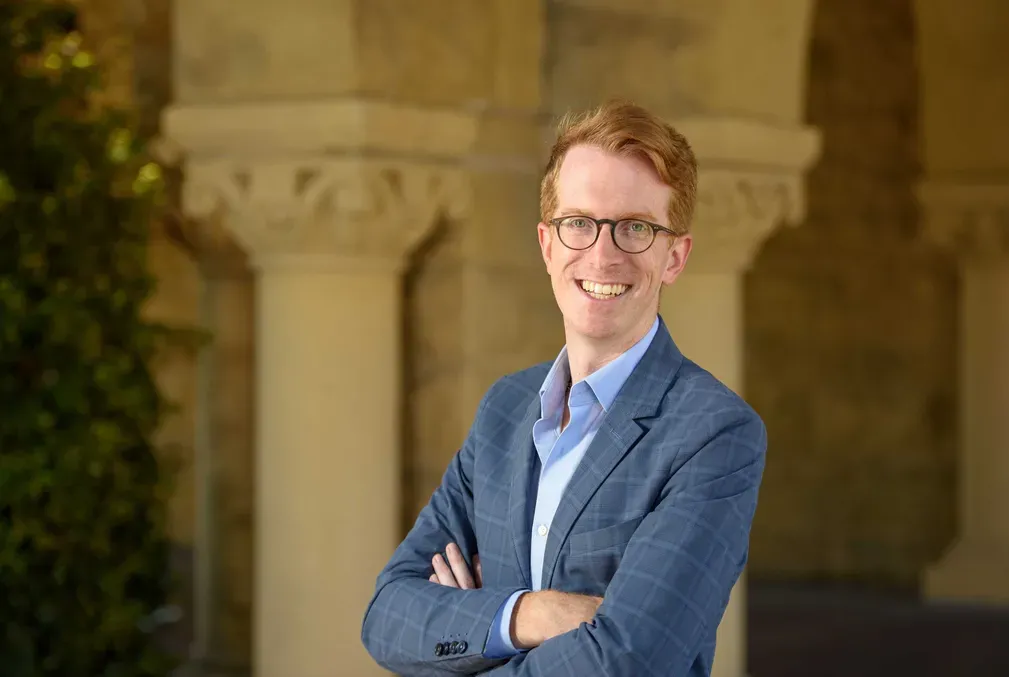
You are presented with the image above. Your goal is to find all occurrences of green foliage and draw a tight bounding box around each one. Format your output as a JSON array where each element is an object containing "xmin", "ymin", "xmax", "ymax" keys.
[{"xmin": 0, "ymin": 2, "xmax": 182, "ymax": 675}]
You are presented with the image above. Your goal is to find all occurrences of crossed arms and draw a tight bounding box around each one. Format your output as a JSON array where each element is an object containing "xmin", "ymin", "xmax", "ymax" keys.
[
  {"xmin": 429, "ymin": 545, "xmax": 604, "ymax": 653},
  {"xmin": 360, "ymin": 400, "xmax": 766, "ymax": 676}
]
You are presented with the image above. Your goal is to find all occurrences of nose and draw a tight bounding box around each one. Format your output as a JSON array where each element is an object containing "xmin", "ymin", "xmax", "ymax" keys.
[{"xmin": 585, "ymin": 223, "xmax": 626, "ymax": 266}]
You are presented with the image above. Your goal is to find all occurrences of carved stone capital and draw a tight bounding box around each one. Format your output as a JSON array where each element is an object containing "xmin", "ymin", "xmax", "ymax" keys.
[
  {"xmin": 675, "ymin": 117, "xmax": 822, "ymax": 273},
  {"xmin": 688, "ymin": 169, "xmax": 806, "ymax": 273},
  {"xmin": 181, "ymin": 158, "xmax": 470, "ymax": 273},
  {"xmin": 918, "ymin": 180, "xmax": 1009, "ymax": 264}
]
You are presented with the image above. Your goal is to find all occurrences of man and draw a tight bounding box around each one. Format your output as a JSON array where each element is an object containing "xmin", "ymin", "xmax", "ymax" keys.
[{"xmin": 361, "ymin": 100, "xmax": 766, "ymax": 676}]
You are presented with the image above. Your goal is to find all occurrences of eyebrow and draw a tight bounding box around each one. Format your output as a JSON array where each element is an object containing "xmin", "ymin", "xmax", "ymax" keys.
[{"xmin": 556, "ymin": 209, "xmax": 661, "ymax": 223}]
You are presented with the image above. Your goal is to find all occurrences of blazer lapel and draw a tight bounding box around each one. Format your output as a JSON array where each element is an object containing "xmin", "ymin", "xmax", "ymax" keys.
[
  {"xmin": 540, "ymin": 317, "xmax": 683, "ymax": 589},
  {"xmin": 507, "ymin": 394, "xmax": 542, "ymax": 588}
]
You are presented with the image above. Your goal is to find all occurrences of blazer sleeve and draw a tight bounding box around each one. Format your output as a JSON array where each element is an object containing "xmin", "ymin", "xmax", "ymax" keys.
[
  {"xmin": 481, "ymin": 409, "xmax": 767, "ymax": 677},
  {"xmin": 361, "ymin": 384, "xmax": 527, "ymax": 676}
]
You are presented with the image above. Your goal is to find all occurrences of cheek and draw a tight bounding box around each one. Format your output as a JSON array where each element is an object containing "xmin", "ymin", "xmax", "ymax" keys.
[
  {"xmin": 628, "ymin": 260, "xmax": 654, "ymax": 287},
  {"xmin": 642, "ymin": 254, "xmax": 668, "ymax": 284},
  {"xmin": 549, "ymin": 248, "xmax": 577, "ymax": 278}
]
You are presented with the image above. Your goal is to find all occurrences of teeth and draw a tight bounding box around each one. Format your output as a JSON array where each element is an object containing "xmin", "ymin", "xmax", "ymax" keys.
[{"xmin": 580, "ymin": 280, "xmax": 628, "ymax": 298}]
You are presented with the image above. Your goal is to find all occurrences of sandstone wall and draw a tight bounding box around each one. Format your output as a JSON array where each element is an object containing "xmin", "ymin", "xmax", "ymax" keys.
[{"xmin": 395, "ymin": 1, "xmax": 565, "ymax": 524}]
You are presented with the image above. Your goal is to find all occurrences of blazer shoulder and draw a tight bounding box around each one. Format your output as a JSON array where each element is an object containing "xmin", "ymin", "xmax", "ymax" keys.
[
  {"xmin": 482, "ymin": 361, "xmax": 551, "ymax": 406},
  {"xmin": 467, "ymin": 361, "xmax": 550, "ymax": 430},
  {"xmin": 663, "ymin": 356, "xmax": 765, "ymax": 439}
]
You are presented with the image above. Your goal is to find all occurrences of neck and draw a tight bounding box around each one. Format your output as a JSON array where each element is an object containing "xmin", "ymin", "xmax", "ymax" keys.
[{"xmin": 565, "ymin": 316, "xmax": 655, "ymax": 383}]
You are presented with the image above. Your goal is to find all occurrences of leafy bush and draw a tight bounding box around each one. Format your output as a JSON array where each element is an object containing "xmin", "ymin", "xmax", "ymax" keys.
[{"xmin": 0, "ymin": 2, "xmax": 183, "ymax": 675}]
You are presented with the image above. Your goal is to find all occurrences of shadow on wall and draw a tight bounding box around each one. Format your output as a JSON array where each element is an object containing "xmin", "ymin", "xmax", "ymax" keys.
[
  {"xmin": 743, "ymin": 0, "xmax": 958, "ymax": 588},
  {"xmin": 152, "ymin": 543, "xmax": 195, "ymax": 662}
]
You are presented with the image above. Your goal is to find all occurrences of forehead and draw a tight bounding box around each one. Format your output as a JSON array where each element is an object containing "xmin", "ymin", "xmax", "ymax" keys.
[{"xmin": 554, "ymin": 145, "xmax": 671, "ymax": 221}]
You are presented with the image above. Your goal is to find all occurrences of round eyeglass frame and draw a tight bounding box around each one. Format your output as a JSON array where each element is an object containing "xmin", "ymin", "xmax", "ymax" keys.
[{"xmin": 549, "ymin": 215, "xmax": 678, "ymax": 254}]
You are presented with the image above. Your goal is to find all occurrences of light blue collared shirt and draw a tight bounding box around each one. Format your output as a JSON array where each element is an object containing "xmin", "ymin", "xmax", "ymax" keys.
[{"xmin": 483, "ymin": 317, "xmax": 659, "ymax": 658}]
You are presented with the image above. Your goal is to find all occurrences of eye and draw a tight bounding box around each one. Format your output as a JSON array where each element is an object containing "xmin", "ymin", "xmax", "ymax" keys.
[
  {"xmin": 563, "ymin": 217, "xmax": 592, "ymax": 229},
  {"xmin": 626, "ymin": 221, "xmax": 648, "ymax": 233}
]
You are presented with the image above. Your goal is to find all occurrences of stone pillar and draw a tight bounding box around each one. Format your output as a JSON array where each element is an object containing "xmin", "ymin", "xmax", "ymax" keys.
[
  {"xmin": 165, "ymin": 100, "xmax": 470, "ymax": 676},
  {"xmin": 167, "ymin": 1, "xmax": 550, "ymax": 672},
  {"xmin": 660, "ymin": 118, "xmax": 821, "ymax": 677},
  {"xmin": 921, "ymin": 180, "xmax": 1009, "ymax": 605}
]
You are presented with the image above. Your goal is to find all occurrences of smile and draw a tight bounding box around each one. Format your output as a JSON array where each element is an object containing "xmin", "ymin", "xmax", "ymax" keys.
[{"xmin": 579, "ymin": 279, "xmax": 630, "ymax": 300}]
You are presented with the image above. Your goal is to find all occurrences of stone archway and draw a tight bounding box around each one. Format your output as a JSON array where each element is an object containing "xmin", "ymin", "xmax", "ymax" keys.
[
  {"xmin": 915, "ymin": 0, "xmax": 1009, "ymax": 605},
  {"xmin": 744, "ymin": 0, "xmax": 953, "ymax": 588},
  {"xmin": 740, "ymin": 0, "xmax": 1009, "ymax": 608}
]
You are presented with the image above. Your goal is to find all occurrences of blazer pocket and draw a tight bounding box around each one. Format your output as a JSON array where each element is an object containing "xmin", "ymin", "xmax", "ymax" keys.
[{"xmin": 567, "ymin": 514, "xmax": 645, "ymax": 557}]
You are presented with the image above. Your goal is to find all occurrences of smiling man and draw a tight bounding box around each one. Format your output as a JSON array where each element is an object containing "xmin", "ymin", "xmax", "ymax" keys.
[{"xmin": 361, "ymin": 101, "xmax": 767, "ymax": 676}]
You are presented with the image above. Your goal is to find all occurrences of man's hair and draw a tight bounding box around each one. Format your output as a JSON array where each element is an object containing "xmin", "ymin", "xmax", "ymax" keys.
[{"xmin": 539, "ymin": 100, "xmax": 698, "ymax": 236}]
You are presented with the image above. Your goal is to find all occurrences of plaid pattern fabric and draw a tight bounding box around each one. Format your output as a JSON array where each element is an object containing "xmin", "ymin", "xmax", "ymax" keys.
[{"xmin": 362, "ymin": 316, "xmax": 767, "ymax": 676}]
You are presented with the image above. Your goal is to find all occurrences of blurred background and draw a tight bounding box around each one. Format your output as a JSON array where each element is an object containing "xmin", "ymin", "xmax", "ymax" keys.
[{"xmin": 5, "ymin": 0, "xmax": 1009, "ymax": 676}]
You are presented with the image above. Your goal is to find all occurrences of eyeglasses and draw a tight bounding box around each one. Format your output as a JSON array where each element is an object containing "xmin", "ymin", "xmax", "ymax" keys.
[{"xmin": 549, "ymin": 215, "xmax": 677, "ymax": 254}]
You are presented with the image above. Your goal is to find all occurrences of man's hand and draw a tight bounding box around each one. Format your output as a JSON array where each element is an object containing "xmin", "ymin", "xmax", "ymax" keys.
[
  {"xmin": 511, "ymin": 589, "xmax": 603, "ymax": 650},
  {"xmin": 429, "ymin": 542, "xmax": 482, "ymax": 589}
]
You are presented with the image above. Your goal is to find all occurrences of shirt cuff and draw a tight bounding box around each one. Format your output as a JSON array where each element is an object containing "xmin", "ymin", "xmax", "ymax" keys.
[{"xmin": 482, "ymin": 589, "xmax": 528, "ymax": 658}]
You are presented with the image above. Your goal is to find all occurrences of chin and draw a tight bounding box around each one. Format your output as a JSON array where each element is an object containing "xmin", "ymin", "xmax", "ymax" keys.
[
  {"xmin": 564, "ymin": 310, "xmax": 626, "ymax": 342},
  {"xmin": 563, "ymin": 299, "xmax": 656, "ymax": 346}
]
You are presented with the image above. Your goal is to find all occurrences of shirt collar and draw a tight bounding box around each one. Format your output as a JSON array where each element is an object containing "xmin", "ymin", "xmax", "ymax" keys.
[{"xmin": 539, "ymin": 316, "xmax": 660, "ymax": 412}]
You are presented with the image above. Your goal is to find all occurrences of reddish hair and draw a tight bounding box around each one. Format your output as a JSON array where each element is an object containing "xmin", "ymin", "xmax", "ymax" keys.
[{"xmin": 540, "ymin": 100, "xmax": 698, "ymax": 235}]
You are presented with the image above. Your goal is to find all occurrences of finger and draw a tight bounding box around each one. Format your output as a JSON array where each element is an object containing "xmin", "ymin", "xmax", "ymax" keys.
[
  {"xmin": 429, "ymin": 573, "xmax": 439, "ymax": 584},
  {"xmin": 432, "ymin": 553, "xmax": 458, "ymax": 588},
  {"xmin": 446, "ymin": 543, "xmax": 475, "ymax": 590},
  {"xmin": 474, "ymin": 554, "xmax": 483, "ymax": 588}
]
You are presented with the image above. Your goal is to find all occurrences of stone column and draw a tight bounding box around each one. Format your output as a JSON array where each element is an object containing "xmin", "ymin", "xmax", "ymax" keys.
[
  {"xmin": 921, "ymin": 181, "xmax": 1009, "ymax": 605},
  {"xmin": 660, "ymin": 118, "xmax": 821, "ymax": 677},
  {"xmin": 167, "ymin": 0, "xmax": 549, "ymax": 671},
  {"xmin": 165, "ymin": 98, "xmax": 470, "ymax": 676}
]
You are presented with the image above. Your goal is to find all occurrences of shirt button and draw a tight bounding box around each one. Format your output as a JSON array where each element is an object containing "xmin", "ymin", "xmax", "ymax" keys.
[{"xmin": 537, "ymin": 524, "xmax": 548, "ymax": 537}]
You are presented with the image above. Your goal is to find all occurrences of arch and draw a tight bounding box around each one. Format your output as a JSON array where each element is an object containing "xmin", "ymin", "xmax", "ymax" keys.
[{"xmin": 745, "ymin": 0, "xmax": 951, "ymax": 589}]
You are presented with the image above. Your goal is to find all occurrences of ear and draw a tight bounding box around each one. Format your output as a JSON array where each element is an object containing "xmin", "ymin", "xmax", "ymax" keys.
[
  {"xmin": 537, "ymin": 222, "xmax": 553, "ymax": 269},
  {"xmin": 661, "ymin": 234, "xmax": 692, "ymax": 285}
]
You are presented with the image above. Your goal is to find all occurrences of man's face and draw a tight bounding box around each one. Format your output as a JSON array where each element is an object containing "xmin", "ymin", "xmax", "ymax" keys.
[{"xmin": 537, "ymin": 144, "xmax": 691, "ymax": 346}]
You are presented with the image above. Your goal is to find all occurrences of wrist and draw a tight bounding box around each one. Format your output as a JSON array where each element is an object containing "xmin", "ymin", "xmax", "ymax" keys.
[
  {"xmin": 511, "ymin": 590, "xmax": 546, "ymax": 650},
  {"xmin": 510, "ymin": 590, "xmax": 604, "ymax": 650}
]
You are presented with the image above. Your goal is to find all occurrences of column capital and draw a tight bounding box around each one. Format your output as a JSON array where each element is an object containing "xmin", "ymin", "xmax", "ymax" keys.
[
  {"xmin": 676, "ymin": 117, "xmax": 822, "ymax": 274},
  {"xmin": 157, "ymin": 98, "xmax": 548, "ymax": 274},
  {"xmin": 180, "ymin": 157, "xmax": 469, "ymax": 274},
  {"xmin": 918, "ymin": 179, "xmax": 1009, "ymax": 264}
]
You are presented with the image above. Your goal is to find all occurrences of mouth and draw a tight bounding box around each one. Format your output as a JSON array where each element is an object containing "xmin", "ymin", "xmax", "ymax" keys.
[{"xmin": 578, "ymin": 279, "xmax": 630, "ymax": 301}]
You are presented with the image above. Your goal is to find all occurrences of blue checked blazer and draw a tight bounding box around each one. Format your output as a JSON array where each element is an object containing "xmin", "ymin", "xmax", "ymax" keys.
[{"xmin": 362, "ymin": 316, "xmax": 767, "ymax": 676}]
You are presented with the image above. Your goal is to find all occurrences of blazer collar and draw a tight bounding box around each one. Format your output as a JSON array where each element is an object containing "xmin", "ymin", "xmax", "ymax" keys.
[{"xmin": 507, "ymin": 315, "xmax": 684, "ymax": 588}]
